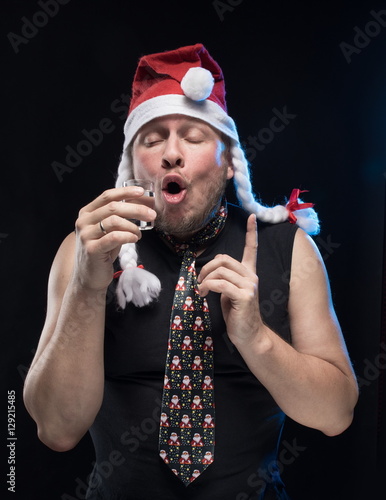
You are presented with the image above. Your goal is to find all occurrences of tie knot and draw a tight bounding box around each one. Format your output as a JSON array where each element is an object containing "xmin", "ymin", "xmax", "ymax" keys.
[{"xmin": 174, "ymin": 243, "xmax": 196, "ymax": 258}]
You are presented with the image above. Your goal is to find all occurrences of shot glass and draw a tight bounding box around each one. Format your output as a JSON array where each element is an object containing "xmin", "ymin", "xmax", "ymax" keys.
[{"xmin": 123, "ymin": 179, "xmax": 155, "ymax": 230}]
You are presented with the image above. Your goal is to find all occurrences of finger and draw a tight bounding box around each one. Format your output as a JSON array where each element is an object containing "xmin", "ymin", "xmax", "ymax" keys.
[
  {"xmin": 198, "ymin": 254, "xmax": 251, "ymax": 284},
  {"xmin": 80, "ymin": 186, "xmax": 146, "ymax": 214},
  {"xmin": 241, "ymin": 214, "xmax": 258, "ymax": 272},
  {"xmin": 92, "ymin": 215, "xmax": 142, "ymax": 240},
  {"xmin": 79, "ymin": 199, "xmax": 156, "ymax": 229},
  {"xmin": 198, "ymin": 266, "xmax": 255, "ymax": 297},
  {"xmin": 86, "ymin": 230, "xmax": 142, "ymax": 255},
  {"xmin": 198, "ymin": 277, "xmax": 255, "ymax": 301},
  {"xmin": 76, "ymin": 214, "xmax": 143, "ymax": 252},
  {"xmin": 198, "ymin": 279, "xmax": 237, "ymax": 298}
]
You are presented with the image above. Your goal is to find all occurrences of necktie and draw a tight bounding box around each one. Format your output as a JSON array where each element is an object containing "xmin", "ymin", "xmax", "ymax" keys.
[{"xmin": 158, "ymin": 203, "xmax": 227, "ymax": 486}]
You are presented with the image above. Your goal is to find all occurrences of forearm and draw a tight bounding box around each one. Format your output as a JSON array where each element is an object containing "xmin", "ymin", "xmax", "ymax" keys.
[
  {"xmin": 24, "ymin": 280, "xmax": 107, "ymax": 451},
  {"xmin": 234, "ymin": 325, "xmax": 358, "ymax": 436}
]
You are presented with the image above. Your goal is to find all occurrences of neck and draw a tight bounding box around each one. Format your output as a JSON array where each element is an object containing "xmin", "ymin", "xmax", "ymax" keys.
[
  {"xmin": 156, "ymin": 198, "xmax": 228, "ymax": 254},
  {"xmin": 161, "ymin": 199, "xmax": 223, "ymax": 243}
]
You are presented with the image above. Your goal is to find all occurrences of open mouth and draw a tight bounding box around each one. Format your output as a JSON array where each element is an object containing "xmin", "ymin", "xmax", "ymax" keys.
[
  {"xmin": 162, "ymin": 176, "xmax": 187, "ymax": 204},
  {"xmin": 166, "ymin": 182, "xmax": 182, "ymax": 194}
]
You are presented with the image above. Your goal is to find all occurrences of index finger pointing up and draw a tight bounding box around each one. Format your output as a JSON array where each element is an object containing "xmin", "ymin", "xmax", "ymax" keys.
[{"xmin": 241, "ymin": 214, "xmax": 258, "ymax": 273}]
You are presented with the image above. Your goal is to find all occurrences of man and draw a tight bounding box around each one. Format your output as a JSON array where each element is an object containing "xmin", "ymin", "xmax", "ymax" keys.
[{"xmin": 23, "ymin": 44, "xmax": 358, "ymax": 499}]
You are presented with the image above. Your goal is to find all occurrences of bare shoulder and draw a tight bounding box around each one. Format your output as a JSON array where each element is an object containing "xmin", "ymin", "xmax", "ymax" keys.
[
  {"xmin": 45, "ymin": 231, "xmax": 78, "ymax": 321},
  {"xmin": 290, "ymin": 228, "xmax": 329, "ymax": 297},
  {"xmin": 292, "ymin": 227, "xmax": 323, "ymax": 262},
  {"xmin": 289, "ymin": 229, "xmax": 340, "ymax": 350},
  {"xmin": 49, "ymin": 231, "xmax": 77, "ymax": 288},
  {"xmin": 29, "ymin": 232, "xmax": 77, "ymax": 365},
  {"xmin": 288, "ymin": 229, "xmax": 355, "ymax": 369}
]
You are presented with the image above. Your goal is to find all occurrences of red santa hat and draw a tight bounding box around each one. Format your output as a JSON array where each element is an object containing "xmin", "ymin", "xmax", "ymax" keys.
[
  {"xmin": 125, "ymin": 44, "xmax": 236, "ymax": 149},
  {"xmin": 115, "ymin": 44, "xmax": 320, "ymax": 308}
]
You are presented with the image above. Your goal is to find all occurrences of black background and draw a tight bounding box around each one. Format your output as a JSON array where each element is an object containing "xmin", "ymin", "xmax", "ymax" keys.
[{"xmin": 2, "ymin": 1, "xmax": 386, "ymax": 499}]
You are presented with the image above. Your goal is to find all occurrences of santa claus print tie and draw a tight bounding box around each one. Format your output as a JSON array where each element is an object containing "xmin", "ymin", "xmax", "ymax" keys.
[{"xmin": 158, "ymin": 203, "xmax": 227, "ymax": 486}]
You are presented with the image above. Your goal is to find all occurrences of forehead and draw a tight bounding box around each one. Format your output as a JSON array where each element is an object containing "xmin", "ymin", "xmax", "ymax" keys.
[{"xmin": 135, "ymin": 114, "xmax": 221, "ymax": 135}]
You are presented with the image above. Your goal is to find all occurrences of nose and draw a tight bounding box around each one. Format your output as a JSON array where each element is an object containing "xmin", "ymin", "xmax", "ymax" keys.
[{"xmin": 161, "ymin": 136, "xmax": 184, "ymax": 169}]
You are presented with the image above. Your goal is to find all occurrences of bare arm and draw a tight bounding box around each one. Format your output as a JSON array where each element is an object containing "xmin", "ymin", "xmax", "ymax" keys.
[
  {"xmin": 23, "ymin": 186, "xmax": 156, "ymax": 451},
  {"xmin": 197, "ymin": 216, "xmax": 359, "ymax": 436}
]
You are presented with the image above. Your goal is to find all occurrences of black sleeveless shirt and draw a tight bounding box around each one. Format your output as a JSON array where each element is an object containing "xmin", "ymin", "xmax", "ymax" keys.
[{"xmin": 87, "ymin": 204, "xmax": 297, "ymax": 500}]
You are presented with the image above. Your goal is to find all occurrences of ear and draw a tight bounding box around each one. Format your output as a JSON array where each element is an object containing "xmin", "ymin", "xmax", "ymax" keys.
[{"xmin": 225, "ymin": 149, "xmax": 234, "ymax": 180}]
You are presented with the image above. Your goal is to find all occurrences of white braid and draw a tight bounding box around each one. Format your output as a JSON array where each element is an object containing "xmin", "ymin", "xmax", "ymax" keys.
[
  {"xmin": 115, "ymin": 242, "xmax": 161, "ymax": 308},
  {"xmin": 115, "ymin": 149, "xmax": 132, "ymax": 189},
  {"xmin": 114, "ymin": 149, "xmax": 162, "ymax": 309},
  {"xmin": 231, "ymin": 142, "xmax": 289, "ymax": 223},
  {"xmin": 231, "ymin": 141, "xmax": 320, "ymax": 235}
]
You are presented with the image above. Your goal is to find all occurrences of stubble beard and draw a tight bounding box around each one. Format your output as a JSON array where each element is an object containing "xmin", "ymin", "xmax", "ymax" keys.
[{"xmin": 154, "ymin": 169, "xmax": 228, "ymax": 240}]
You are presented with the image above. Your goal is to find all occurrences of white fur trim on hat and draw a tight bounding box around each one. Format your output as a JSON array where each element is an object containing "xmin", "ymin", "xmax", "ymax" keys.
[{"xmin": 122, "ymin": 94, "xmax": 239, "ymax": 151}]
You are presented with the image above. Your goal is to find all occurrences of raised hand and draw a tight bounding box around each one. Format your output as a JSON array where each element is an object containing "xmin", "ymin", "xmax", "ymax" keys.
[
  {"xmin": 73, "ymin": 186, "xmax": 157, "ymax": 291},
  {"xmin": 197, "ymin": 214, "xmax": 262, "ymax": 345}
]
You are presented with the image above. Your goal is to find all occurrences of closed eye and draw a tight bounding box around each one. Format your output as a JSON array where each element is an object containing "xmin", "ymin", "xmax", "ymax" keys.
[
  {"xmin": 185, "ymin": 135, "xmax": 205, "ymax": 144},
  {"xmin": 143, "ymin": 132, "xmax": 164, "ymax": 147},
  {"xmin": 144, "ymin": 140, "xmax": 163, "ymax": 147}
]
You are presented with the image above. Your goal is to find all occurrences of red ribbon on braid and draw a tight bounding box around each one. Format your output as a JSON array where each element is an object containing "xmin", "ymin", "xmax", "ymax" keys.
[
  {"xmin": 113, "ymin": 265, "xmax": 144, "ymax": 280},
  {"xmin": 286, "ymin": 189, "xmax": 315, "ymax": 224}
]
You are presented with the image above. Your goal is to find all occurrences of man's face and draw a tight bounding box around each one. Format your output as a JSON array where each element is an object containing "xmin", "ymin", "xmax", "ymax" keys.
[{"xmin": 131, "ymin": 115, "xmax": 233, "ymax": 238}]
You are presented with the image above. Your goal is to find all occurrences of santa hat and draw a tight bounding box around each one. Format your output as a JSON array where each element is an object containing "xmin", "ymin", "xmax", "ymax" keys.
[{"xmin": 115, "ymin": 43, "xmax": 320, "ymax": 308}]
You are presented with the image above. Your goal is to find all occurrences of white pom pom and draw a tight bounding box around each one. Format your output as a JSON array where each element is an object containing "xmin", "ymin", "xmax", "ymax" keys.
[{"xmin": 180, "ymin": 67, "xmax": 214, "ymax": 101}]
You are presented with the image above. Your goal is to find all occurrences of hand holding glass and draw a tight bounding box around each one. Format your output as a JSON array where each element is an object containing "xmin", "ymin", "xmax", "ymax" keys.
[{"xmin": 123, "ymin": 179, "xmax": 155, "ymax": 230}]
